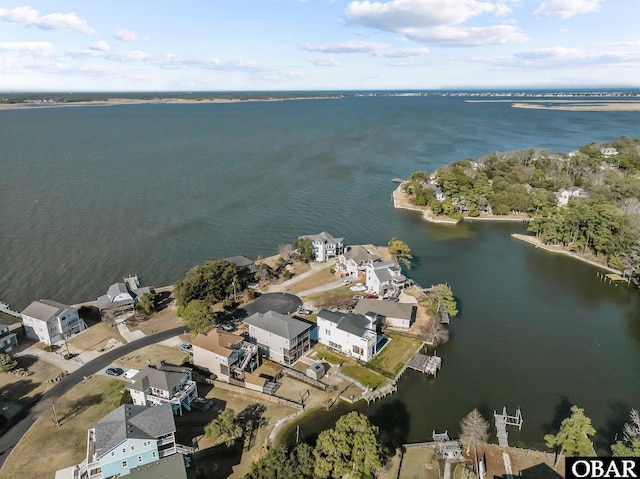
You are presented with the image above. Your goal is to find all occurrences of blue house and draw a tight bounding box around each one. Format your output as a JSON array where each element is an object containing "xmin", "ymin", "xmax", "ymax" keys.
[
  {"xmin": 0, "ymin": 317, "xmax": 18, "ymax": 353},
  {"xmin": 65, "ymin": 403, "xmax": 193, "ymax": 479}
]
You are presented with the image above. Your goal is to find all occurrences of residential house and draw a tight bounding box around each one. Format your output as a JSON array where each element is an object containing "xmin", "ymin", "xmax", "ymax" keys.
[
  {"xmin": 62, "ymin": 403, "xmax": 191, "ymax": 479},
  {"xmin": 243, "ymin": 311, "xmax": 312, "ymax": 366},
  {"xmin": 336, "ymin": 245, "xmax": 380, "ymax": 278},
  {"xmin": 556, "ymin": 187, "xmax": 589, "ymax": 206},
  {"xmin": 0, "ymin": 317, "xmax": 18, "ymax": 353},
  {"xmin": 601, "ymin": 147, "xmax": 619, "ymax": 157},
  {"xmin": 427, "ymin": 183, "xmax": 446, "ymax": 201},
  {"xmin": 316, "ymin": 309, "xmax": 378, "ymax": 362},
  {"xmin": 352, "ymin": 298, "xmax": 417, "ymax": 330},
  {"xmin": 299, "ymin": 232, "xmax": 345, "ymax": 262},
  {"xmin": 97, "ymin": 282, "xmax": 155, "ymax": 317},
  {"xmin": 365, "ymin": 260, "xmax": 407, "ymax": 296},
  {"xmin": 21, "ymin": 299, "xmax": 87, "ymax": 346},
  {"xmin": 127, "ymin": 363, "xmax": 197, "ymax": 416},
  {"xmin": 191, "ymin": 329, "xmax": 258, "ymax": 383},
  {"xmin": 224, "ymin": 255, "xmax": 256, "ymax": 281}
]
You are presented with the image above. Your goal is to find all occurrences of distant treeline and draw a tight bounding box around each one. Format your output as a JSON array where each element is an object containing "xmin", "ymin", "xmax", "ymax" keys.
[{"xmin": 403, "ymin": 137, "xmax": 640, "ymax": 284}]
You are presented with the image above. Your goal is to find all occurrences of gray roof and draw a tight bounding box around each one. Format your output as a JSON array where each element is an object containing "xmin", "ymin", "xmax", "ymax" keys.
[
  {"xmin": 224, "ymin": 255, "xmax": 255, "ymax": 268},
  {"xmin": 127, "ymin": 453, "xmax": 188, "ymax": 479},
  {"xmin": 95, "ymin": 403, "xmax": 175, "ymax": 458},
  {"xmin": 344, "ymin": 245, "xmax": 379, "ymax": 264},
  {"xmin": 21, "ymin": 299, "xmax": 73, "ymax": 321},
  {"xmin": 244, "ymin": 311, "xmax": 312, "ymax": 340},
  {"xmin": 353, "ymin": 299, "xmax": 416, "ymax": 320},
  {"xmin": 317, "ymin": 309, "xmax": 373, "ymax": 337},
  {"xmin": 97, "ymin": 282, "xmax": 135, "ymax": 310},
  {"xmin": 301, "ymin": 231, "xmax": 344, "ymax": 245},
  {"xmin": 128, "ymin": 364, "xmax": 190, "ymax": 394}
]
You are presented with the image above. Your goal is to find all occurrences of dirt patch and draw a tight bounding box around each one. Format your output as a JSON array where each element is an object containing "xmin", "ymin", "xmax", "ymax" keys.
[
  {"xmin": 0, "ymin": 376, "xmax": 126, "ymax": 479},
  {"xmin": 67, "ymin": 320, "xmax": 126, "ymax": 352},
  {"xmin": 127, "ymin": 289, "xmax": 186, "ymax": 335},
  {"xmin": 284, "ymin": 269, "xmax": 339, "ymax": 296},
  {"xmin": 0, "ymin": 355, "xmax": 64, "ymax": 403},
  {"xmin": 114, "ymin": 344, "xmax": 188, "ymax": 370}
]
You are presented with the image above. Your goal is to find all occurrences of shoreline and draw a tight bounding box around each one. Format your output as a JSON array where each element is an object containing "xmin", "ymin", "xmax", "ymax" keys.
[
  {"xmin": 392, "ymin": 184, "xmax": 530, "ymax": 224},
  {"xmin": 512, "ymin": 233, "xmax": 623, "ymax": 274}
]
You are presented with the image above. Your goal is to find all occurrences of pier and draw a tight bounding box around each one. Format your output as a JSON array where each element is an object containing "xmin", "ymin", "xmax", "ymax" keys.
[
  {"xmin": 0, "ymin": 301, "xmax": 21, "ymax": 318},
  {"xmin": 407, "ymin": 351, "xmax": 442, "ymax": 377},
  {"xmin": 494, "ymin": 407, "xmax": 523, "ymax": 447}
]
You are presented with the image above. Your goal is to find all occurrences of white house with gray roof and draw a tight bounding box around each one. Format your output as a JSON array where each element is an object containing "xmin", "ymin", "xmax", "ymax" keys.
[
  {"xmin": 365, "ymin": 260, "xmax": 407, "ymax": 296},
  {"xmin": 97, "ymin": 282, "xmax": 155, "ymax": 317},
  {"xmin": 126, "ymin": 363, "xmax": 197, "ymax": 416},
  {"xmin": 21, "ymin": 299, "xmax": 86, "ymax": 345},
  {"xmin": 352, "ymin": 298, "xmax": 417, "ymax": 330},
  {"xmin": 62, "ymin": 403, "xmax": 191, "ymax": 479},
  {"xmin": 336, "ymin": 245, "xmax": 380, "ymax": 278},
  {"xmin": 300, "ymin": 231, "xmax": 345, "ymax": 262},
  {"xmin": 243, "ymin": 311, "xmax": 312, "ymax": 366},
  {"xmin": 316, "ymin": 309, "xmax": 378, "ymax": 362}
]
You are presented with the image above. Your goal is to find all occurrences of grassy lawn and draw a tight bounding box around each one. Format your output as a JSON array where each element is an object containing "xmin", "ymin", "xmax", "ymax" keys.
[
  {"xmin": 368, "ymin": 333, "xmax": 423, "ymax": 378},
  {"xmin": 68, "ymin": 320, "xmax": 126, "ymax": 352},
  {"xmin": 340, "ymin": 364, "xmax": 388, "ymax": 389},
  {"xmin": 114, "ymin": 344, "xmax": 188, "ymax": 369},
  {"xmin": 311, "ymin": 344, "xmax": 348, "ymax": 365},
  {"xmin": 0, "ymin": 376, "xmax": 126, "ymax": 479},
  {"xmin": 305, "ymin": 287, "xmax": 354, "ymax": 307}
]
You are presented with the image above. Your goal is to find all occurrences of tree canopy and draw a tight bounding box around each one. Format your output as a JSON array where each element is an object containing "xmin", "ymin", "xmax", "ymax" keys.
[
  {"xmin": 181, "ymin": 299, "xmax": 216, "ymax": 335},
  {"xmin": 422, "ymin": 283, "xmax": 458, "ymax": 318},
  {"xmin": 388, "ymin": 237, "xmax": 413, "ymax": 270},
  {"xmin": 459, "ymin": 408, "xmax": 490, "ymax": 475},
  {"xmin": 313, "ymin": 411, "xmax": 385, "ymax": 479},
  {"xmin": 247, "ymin": 443, "xmax": 315, "ymax": 479},
  {"xmin": 544, "ymin": 405, "xmax": 596, "ymax": 457},
  {"xmin": 136, "ymin": 291, "xmax": 159, "ymax": 315},
  {"xmin": 611, "ymin": 409, "xmax": 640, "ymax": 457},
  {"xmin": 293, "ymin": 237, "xmax": 314, "ymax": 263},
  {"xmin": 174, "ymin": 260, "xmax": 239, "ymax": 310},
  {"xmin": 205, "ymin": 408, "xmax": 243, "ymax": 447}
]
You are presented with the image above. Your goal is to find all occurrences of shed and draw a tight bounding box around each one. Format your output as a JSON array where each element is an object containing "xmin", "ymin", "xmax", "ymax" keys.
[{"xmin": 306, "ymin": 362, "xmax": 325, "ymax": 381}]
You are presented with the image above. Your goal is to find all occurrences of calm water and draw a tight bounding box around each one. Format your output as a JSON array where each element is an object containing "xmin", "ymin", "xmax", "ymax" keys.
[{"xmin": 1, "ymin": 95, "xmax": 639, "ymax": 451}]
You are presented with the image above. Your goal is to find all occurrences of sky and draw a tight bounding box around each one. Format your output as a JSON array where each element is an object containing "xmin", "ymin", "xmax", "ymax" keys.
[{"xmin": 0, "ymin": 0, "xmax": 639, "ymax": 91}]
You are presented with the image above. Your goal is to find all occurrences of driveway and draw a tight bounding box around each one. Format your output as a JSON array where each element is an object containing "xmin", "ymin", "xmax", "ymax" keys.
[{"xmin": 239, "ymin": 293, "xmax": 302, "ymax": 318}]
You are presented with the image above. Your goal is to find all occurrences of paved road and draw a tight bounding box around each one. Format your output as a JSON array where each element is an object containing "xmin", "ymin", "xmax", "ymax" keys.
[{"xmin": 0, "ymin": 326, "xmax": 186, "ymax": 470}]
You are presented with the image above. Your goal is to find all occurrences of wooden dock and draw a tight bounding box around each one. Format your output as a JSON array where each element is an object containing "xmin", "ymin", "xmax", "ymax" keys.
[
  {"xmin": 0, "ymin": 301, "xmax": 21, "ymax": 318},
  {"xmin": 494, "ymin": 407, "xmax": 523, "ymax": 447},
  {"xmin": 407, "ymin": 352, "xmax": 442, "ymax": 377}
]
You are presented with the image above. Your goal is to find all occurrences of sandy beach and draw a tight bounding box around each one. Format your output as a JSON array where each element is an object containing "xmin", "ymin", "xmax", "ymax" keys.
[{"xmin": 467, "ymin": 99, "xmax": 640, "ymax": 112}]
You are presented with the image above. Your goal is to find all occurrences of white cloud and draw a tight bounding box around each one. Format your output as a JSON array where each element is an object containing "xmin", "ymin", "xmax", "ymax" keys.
[
  {"xmin": 301, "ymin": 41, "xmax": 391, "ymax": 54},
  {"xmin": 113, "ymin": 28, "xmax": 140, "ymax": 41},
  {"xmin": 307, "ymin": 56, "xmax": 341, "ymax": 66},
  {"xmin": 534, "ymin": 0, "xmax": 602, "ymax": 19},
  {"xmin": 0, "ymin": 41, "xmax": 57, "ymax": 57},
  {"xmin": 0, "ymin": 6, "xmax": 94, "ymax": 34},
  {"xmin": 343, "ymin": 0, "xmax": 526, "ymax": 46},
  {"xmin": 90, "ymin": 41, "xmax": 110, "ymax": 52}
]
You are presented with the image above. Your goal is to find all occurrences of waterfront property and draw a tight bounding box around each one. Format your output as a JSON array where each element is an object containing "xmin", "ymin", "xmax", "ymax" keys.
[
  {"xmin": 243, "ymin": 310, "xmax": 312, "ymax": 366},
  {"xmin": 60, "ymin": 403, "xmax": 191, "ymax": 479},
  {"xmin": 0, "ymin": 317, "xmax": 18, "ymax": 353},
  {"xmin": 365, "ymin": 260, "xmax": 407, "ymax": 296},
  {"xmin": 191, "ymin": 328, "xmax": 259, "ymax": 382},
  {"xmin": 20, "ymin": 299, "xmax": 87, "ymax": 345},
  {"xmin": 97, "ymin": 282, "xmax": 155, "ymax": 317},
  {"xmin": 126, "ymin": 363, "xmax": 197, "ymax": 416},
  {"xmin": 316, "ymin": 309, "xmax": 378, "ymax": 362},
  {"xmin": 299, "ymin": 231, "xmax": 345, "ymax": 262},
  {"xmin": 336, "ymin": 245, "xmax": 380, "ymax": 278},
  {"xmin": 555, "ymin": 186, "xmax": 589, "ymax": 206},
  {"xmin": 352, "ymin": 298, "xmax": 416, "ymax": 330}
]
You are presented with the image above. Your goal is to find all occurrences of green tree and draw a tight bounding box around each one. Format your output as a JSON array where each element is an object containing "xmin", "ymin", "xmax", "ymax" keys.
[
  {"xmin": 181, "ymin": 299, "xmax": 216, "ymax": 334},
  {"xmin": 136, "ymin": 292, "xmax": 159, "ymax": 315},
  {"xmin": 0, "ymin": 353, "xmax": 17, "ymax": 372},
  {"xmin": 247, "ymin": 443, "xmax": 315, "ymax": 479},
  {"xmin": 174, "ymin": 260, "xmax": 238, "ymax": 309},
  {"xmin": 422, "ymin": 283, "xmax": 458, "ymax": 318},
  {"xmin": 388, "ymin": 237, "xmax": 413, "ymax": 269},
  {"xmin": 459, "ymin": 409, "xmax": 490, "ymax": 476},
  {"xmin": 293, "ymin": 237, "xmax": 314, "ymax": 262},
  {"xmin": 611, "ymin": 409, "xmax": 640, "ymax": 457},
  {"xmin": 205, "ymin": 409, "xmax": 243, "ymax": 447},
  {"xmin": 313, "ymin": 411, "xmax": 385, "ymax": 479},
  {"xmin": 544, "ymin": 405, "xmax": 596, "ymax": 457}
]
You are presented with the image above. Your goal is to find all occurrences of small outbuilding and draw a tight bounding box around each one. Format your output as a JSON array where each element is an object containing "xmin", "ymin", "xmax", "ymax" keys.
[{"xmin": 306, "ymin": 362, "xmax": 325, "ymax": 381}]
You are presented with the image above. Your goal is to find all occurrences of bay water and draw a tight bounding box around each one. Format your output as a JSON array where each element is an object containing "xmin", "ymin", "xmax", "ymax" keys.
[{"xmin": 1, "ymin": 94, "xmax": 638, "ymax": 451}]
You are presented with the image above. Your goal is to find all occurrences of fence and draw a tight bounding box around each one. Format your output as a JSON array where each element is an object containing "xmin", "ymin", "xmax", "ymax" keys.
[
  {"xmin": 281, "ymin": 366, "xmax": 328, "ymax": 391},
  {"xmin": 212, "ymin": 379, "xmax": 303, "ymax": 409}
]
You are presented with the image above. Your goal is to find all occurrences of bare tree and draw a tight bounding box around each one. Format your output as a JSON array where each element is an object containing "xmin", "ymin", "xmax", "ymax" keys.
[{"xmin": 459, "ymin": 409, "xmax": 490, "ymax": 477}]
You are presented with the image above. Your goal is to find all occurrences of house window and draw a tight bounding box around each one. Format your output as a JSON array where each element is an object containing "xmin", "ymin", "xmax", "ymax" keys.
[
  {"xmin": 130, "ymin": 445, "xmax": 135, "ymax": 450},
  {"xmin": 122, "ymin": 448, "xmax": 126, "ymax": 453},
  {"xmin": 138, "ymin": 456, "xmax": 143, "ymax": 463},
  {"xmin": 122, "ymin": 460, "xmax": 128, "ymax": 468},
  {"xmin": 353, "ymin": 345, "xmax": 364, "ymax": 356},
  {"xmin": 111, "ymin": 452, "xmax": 115, "ymax": 457},
  {"xmin": 325, "ymin": 329, "xmax": 330, "ymax": 336},
  {"xmin": 152, "ymin": 452, "xmax": 157, "ymax": 458}
]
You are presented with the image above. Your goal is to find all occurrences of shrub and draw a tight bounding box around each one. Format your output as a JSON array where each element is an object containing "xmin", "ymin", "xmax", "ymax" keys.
[{"xmin": 209, "ymin": 373, "xmax": 217, "ymax": 380}]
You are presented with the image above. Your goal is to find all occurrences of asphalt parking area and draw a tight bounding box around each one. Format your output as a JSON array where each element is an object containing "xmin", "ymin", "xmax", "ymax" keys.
[{"xmin": 241, "ymin": 292, "xmax": 302, "ymax": 317}]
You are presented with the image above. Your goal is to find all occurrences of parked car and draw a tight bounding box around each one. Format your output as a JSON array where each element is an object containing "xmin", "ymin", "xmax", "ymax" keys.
[
  {"xmin": 383, "ymin": 296, "xmax": 399, "ymax": 302},
  {"xmin": 297, "ymin": 308, "xmax": 313, "ymax": 315},
  {"xmin": 180, "ymin": 343, "xmax": 192, "ymax": 353},
  {"xmin": 106, "ymin": 367, "xmax": 124, "ymax": 377},
  {"xmin": 220, "ymin": 323, "xmax": 236, "ymax": 332},
  {"xmin": 341, "ymin": 279, "xmax": 352, "ymax": 285},
  {"xmin": 365, "ymin": 294, "xmax": 379, "ymax": 299},
  {"xmin": 349, "ymin": 285, "xmax": 366, "ymax": 292}
]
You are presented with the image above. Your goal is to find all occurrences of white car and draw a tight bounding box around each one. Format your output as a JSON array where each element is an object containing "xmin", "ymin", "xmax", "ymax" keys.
[
  {"xmin": 349, "ymin": 285, "xmax": 366, "ymax": 292},
  {"xmin": 341, "ymin": 279, "xmax": 352, "ymax": 285}
]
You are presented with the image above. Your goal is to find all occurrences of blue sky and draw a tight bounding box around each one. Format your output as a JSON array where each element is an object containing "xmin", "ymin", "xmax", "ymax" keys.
[{"xmin": 0, "ymin": 0, "xmax": 638, "ymax": 91}]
